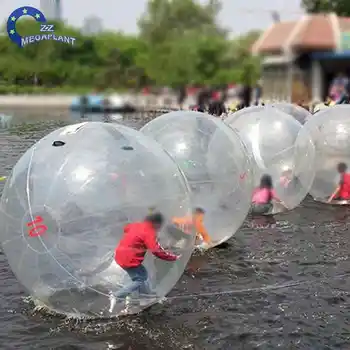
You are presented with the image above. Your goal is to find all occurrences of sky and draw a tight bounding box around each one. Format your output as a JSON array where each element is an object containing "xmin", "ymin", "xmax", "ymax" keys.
[{"xmin": 1, "ymin": 0, "xmax": 304, "ymax": 36}]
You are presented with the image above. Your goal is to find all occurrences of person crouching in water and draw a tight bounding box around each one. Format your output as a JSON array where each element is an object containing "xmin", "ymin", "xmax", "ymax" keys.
[
  {"xmin": 172, "ymin": 207, "xmax": 212, "ymax": 248},
  {"xmin": 251, "ymin": 174, "xmax": 286, "ymax": 215},
  {"xmin": 109, "ymin": 212, "xmax": 180, "ymax": 314},
  {"xmin": 328, "ymin": 162, "xmax": 350, "ymax": 202}
]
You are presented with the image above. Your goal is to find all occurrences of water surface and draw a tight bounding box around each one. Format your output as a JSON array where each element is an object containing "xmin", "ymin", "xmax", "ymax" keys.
[{"xmin": 0, "ymin": 110, "xmax": 350, "ymax": 349}]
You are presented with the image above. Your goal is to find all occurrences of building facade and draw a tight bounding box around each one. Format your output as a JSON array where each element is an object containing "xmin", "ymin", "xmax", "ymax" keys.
[
  {"xmin": 40, "ymin": 0, "xmax": 62, "ymax": 21},
  {"xmin": 252, "ymin": 13, "xmax": 350, "ymax": 104},
  {"xmin": 82, "ymin": 16, "xmax": 103, "ymax": 35}
]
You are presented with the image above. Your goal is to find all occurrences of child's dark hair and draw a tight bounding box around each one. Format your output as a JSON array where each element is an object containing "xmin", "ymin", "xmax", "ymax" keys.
[
  {"xmin": 194, "ymin": 207, "xmax": 205, "ymax": 214},
  {"xmin": 337, "ymin": 162, "xmax": 347, "ymax": 173},
  {"xmin": 145, "ymin": 212, "xmax": 164, "ymax": 226},
  {"xmin": 260, "ymin": 174, "xmax": 273, "ymax": 189}
]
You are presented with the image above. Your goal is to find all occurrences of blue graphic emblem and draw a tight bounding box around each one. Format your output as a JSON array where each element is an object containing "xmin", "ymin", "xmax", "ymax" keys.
[
  {"xmin": 7, "ymin": 7, "xmax": 46, "ymax": 47},
  {"xmin": 7, "ymin": 6, "xmax": 76, "ymax": 48}
]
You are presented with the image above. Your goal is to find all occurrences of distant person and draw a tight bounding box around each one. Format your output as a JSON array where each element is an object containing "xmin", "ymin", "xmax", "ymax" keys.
[
  {"xmin": 221, "ymin": 86, "xmax": 228, "ymax": 103},
  {"xmin": 239, "ymin": 85, "xmax": 252, "ymax": 108},
  {"xmin": 197, "ymin": 102, "xmax": 206, "ymax": 113},
  {"xmin": 334, "ymin": 73, "xmax": 348, "ymax": 90},
  {"xmin": 334, "ymin": 84, "xmax": 350, "ymax": 105},
  {"xmin": 329, "ymin": 73, "xmax": 348, "ymax": 103},
  {"xmin": 178, "ymin": 86, "xmax": 186, "ymax": 109},
  {"xmin": 208, "ymin": 91, "xmax": 226, "ymax": 116},
  {"xmin": 252, "ymin": 81, "xmax": 263, "ymax": 105},
  {"xmin": 328, "ymin": 162, "xmax": 350, "ymax": 202},
  {"xmin": 251, "ymin": 174, "xmax": 287, "ymax": 215},
  {"xmin": 109, "ymin": 212, "xmax": 180, "ymax": 314},
  {"xmin": 208, "ymin": 99, "xmax": 226, "ymax": 116},
  {"xmin": 197, "ymin": 87, "xmax": 211, "ymax": 112}
]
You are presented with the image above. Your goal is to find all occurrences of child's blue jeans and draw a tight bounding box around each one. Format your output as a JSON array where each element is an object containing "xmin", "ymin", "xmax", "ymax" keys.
[{"xmin": 114, "ymin": 264, "xmax": 151, "ymax": 299}]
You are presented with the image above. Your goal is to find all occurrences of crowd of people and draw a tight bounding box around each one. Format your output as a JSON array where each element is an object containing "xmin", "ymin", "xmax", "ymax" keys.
[
  {"xmin": 173, "ymin": 73, "xmax": 350, "ymax": 115},
  {"xmin": 140, "ymin": 72, "xmax": 350, "ymax": 116},
  {"xmin": 174, "ymin": 82, "xmax": 263, "ymax": 116}
]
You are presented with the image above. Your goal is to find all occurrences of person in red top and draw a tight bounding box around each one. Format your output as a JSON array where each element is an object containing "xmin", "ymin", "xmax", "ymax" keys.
[
  {"xmin": 109, "ymin": 212, "xmax": 180, "ymax": 313},
  {"xmin": 328, "ymin": 162, "xmax": 350, "ymax": 202}
]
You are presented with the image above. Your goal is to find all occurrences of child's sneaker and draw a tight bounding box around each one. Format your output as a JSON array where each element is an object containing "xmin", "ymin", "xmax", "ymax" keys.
[
  {"xmin": 139, "ymin": 294, "xmax": 158, "ymax": 307},
  {"xmin": 120, "ymin": 296, "xmax": 132, "ymax": 314},
  {"xmin": 108, "ymin": 291, "xmax": 116, "ymax": 313},
  {"xmin": 197, "ymin": 241, "xmax": 209, "ymax": 250}
]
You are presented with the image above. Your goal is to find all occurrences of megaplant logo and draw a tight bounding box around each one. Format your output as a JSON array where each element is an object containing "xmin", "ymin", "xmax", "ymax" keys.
[{"xmin": 7, "ymin": 6, "xmax": 76, "ymax": 48}]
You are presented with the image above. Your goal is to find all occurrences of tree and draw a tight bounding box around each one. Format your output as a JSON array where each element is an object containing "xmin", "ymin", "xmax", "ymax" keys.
[
  {"xmin": 221, "ymin": 31, "xmax": 261, "ymax": 86},
  {"xmin": 138, "ymin": 0, "xmax": 225, "ymax": 45},
  {"xmin": 0, "ymin": 9, "xmax": 262, "ymax": 92},
  {"xmin": 193, "ymin": 33, "xmax": 230, "ymax": 85},
  {"xmin": 302, "ymin": 0, "xmax": 350, "ymax": 16},
  {"xmin": 137, "ymin": 0, "xmax": 231, "ymax": 87},
  {"xmin": 138, "ymin": 30, "xmax": 200, "ymax": 87}
]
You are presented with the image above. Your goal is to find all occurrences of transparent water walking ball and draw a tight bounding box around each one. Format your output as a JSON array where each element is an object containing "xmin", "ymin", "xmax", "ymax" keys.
[
  {"xmin": 226, "ymin": 107, "xmax": 315, "ymax": 212},
  {"xmin": 269, "ymin": 102, "xmax": 311, "ymax": 124},
  {"xmin": 141, "ymin": 111, "xmax": 253, "ymax": 248},
  {"xmin": 0, "ymin": 122, "xmax": 194, "ymax": 317},
  {"xmin": 225, "ymin": 106, "xmax": 265, "ymax": 124},
  {"xmin": 225, "ymin": 103, "xmax": 311, "ymax": 125},
  {"xmin": 299, "ymin": 105, "xmax": 350, "ymax": 203}
]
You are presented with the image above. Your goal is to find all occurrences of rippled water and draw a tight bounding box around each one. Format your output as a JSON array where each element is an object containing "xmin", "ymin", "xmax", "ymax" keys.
[{"xmin": 1, "ymin": 109, "xmax": 350, "ymax": 349}]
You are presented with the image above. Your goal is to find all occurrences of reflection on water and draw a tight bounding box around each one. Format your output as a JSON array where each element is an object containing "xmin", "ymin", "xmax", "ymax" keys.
[
  {"xmin": 0, "ymin": 114, "xmax": 12, "ymax": 129},
  {"xmin": 0, "ymin": 109, "xmax": 123, "ymax": 128},
  {"xmin": 70, "ymin": 111, "xmax": 123, "ymax": 123},
  {"xmin": 1, "ymin": 109, "xmax": 350, "ymax": 349}
]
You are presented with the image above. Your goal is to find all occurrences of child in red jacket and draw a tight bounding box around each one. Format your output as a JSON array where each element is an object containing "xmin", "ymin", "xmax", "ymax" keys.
[{"xmin": 109, "ymin": 212, "xmax": 180, "ymax": 314}]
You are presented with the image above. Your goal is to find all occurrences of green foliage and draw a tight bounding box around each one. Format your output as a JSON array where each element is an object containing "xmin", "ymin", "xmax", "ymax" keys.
[
  {"xmin": 0, "ymin": 0, "xmax": 261, "ymax": 93},
  {"xmin": 138, "ymin": 0, "xmax": 224, "ymax": 44},
  {"xmin": 302, "ymin": 0, "xmax": 350, "ymax": 16}
]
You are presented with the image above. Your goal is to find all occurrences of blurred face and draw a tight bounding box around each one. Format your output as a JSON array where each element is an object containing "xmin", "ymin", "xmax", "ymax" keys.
[
  {"xmin": 337, "ymin": 164, "xmax": 346, "ymax": 173},
  {"xmin": 282, "ymin": 169, "xmax": 293, "ymax": 178},
  {"xmin": 195, "ymin": 211, "xmax": 204, "ymax": 220}
]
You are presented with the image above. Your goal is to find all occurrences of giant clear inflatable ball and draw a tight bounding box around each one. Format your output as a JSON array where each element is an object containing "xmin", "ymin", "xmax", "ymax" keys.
[
  {"xmin": 269, "ymin": 102, "xmax": 311, "ymax": 124},
  {"xmin": 226, "ymin": 103, "xmax": 311, "ymax": 125},
  {"xmin": 225, "ymin": 106, "xmax": 265, "ymax": 124},
  {"xmin": 226, "ymin": 107, "xmax": 315, "ymax": 212},
  {"xmin": 141, "ymin": 111, "xmax": 253, "ymax": 247},
  {"xmin": 0, "ymin": 122, "xmax": 195, "ymax": 317},
  {"xmin": 300, "ymin": 105, "xmax": 350, "ymax": 203}
]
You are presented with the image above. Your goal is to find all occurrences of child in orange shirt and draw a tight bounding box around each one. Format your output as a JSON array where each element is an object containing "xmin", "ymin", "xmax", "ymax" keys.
[{"xmin": 172, "ymin": 207, "xmax": 212, "ymax": 247}]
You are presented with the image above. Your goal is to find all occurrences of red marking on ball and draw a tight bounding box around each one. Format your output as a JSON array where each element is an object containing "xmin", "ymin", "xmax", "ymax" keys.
[{"xmin": 27, "ymin": 216, "xmax": 48, "ymax": 237}]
